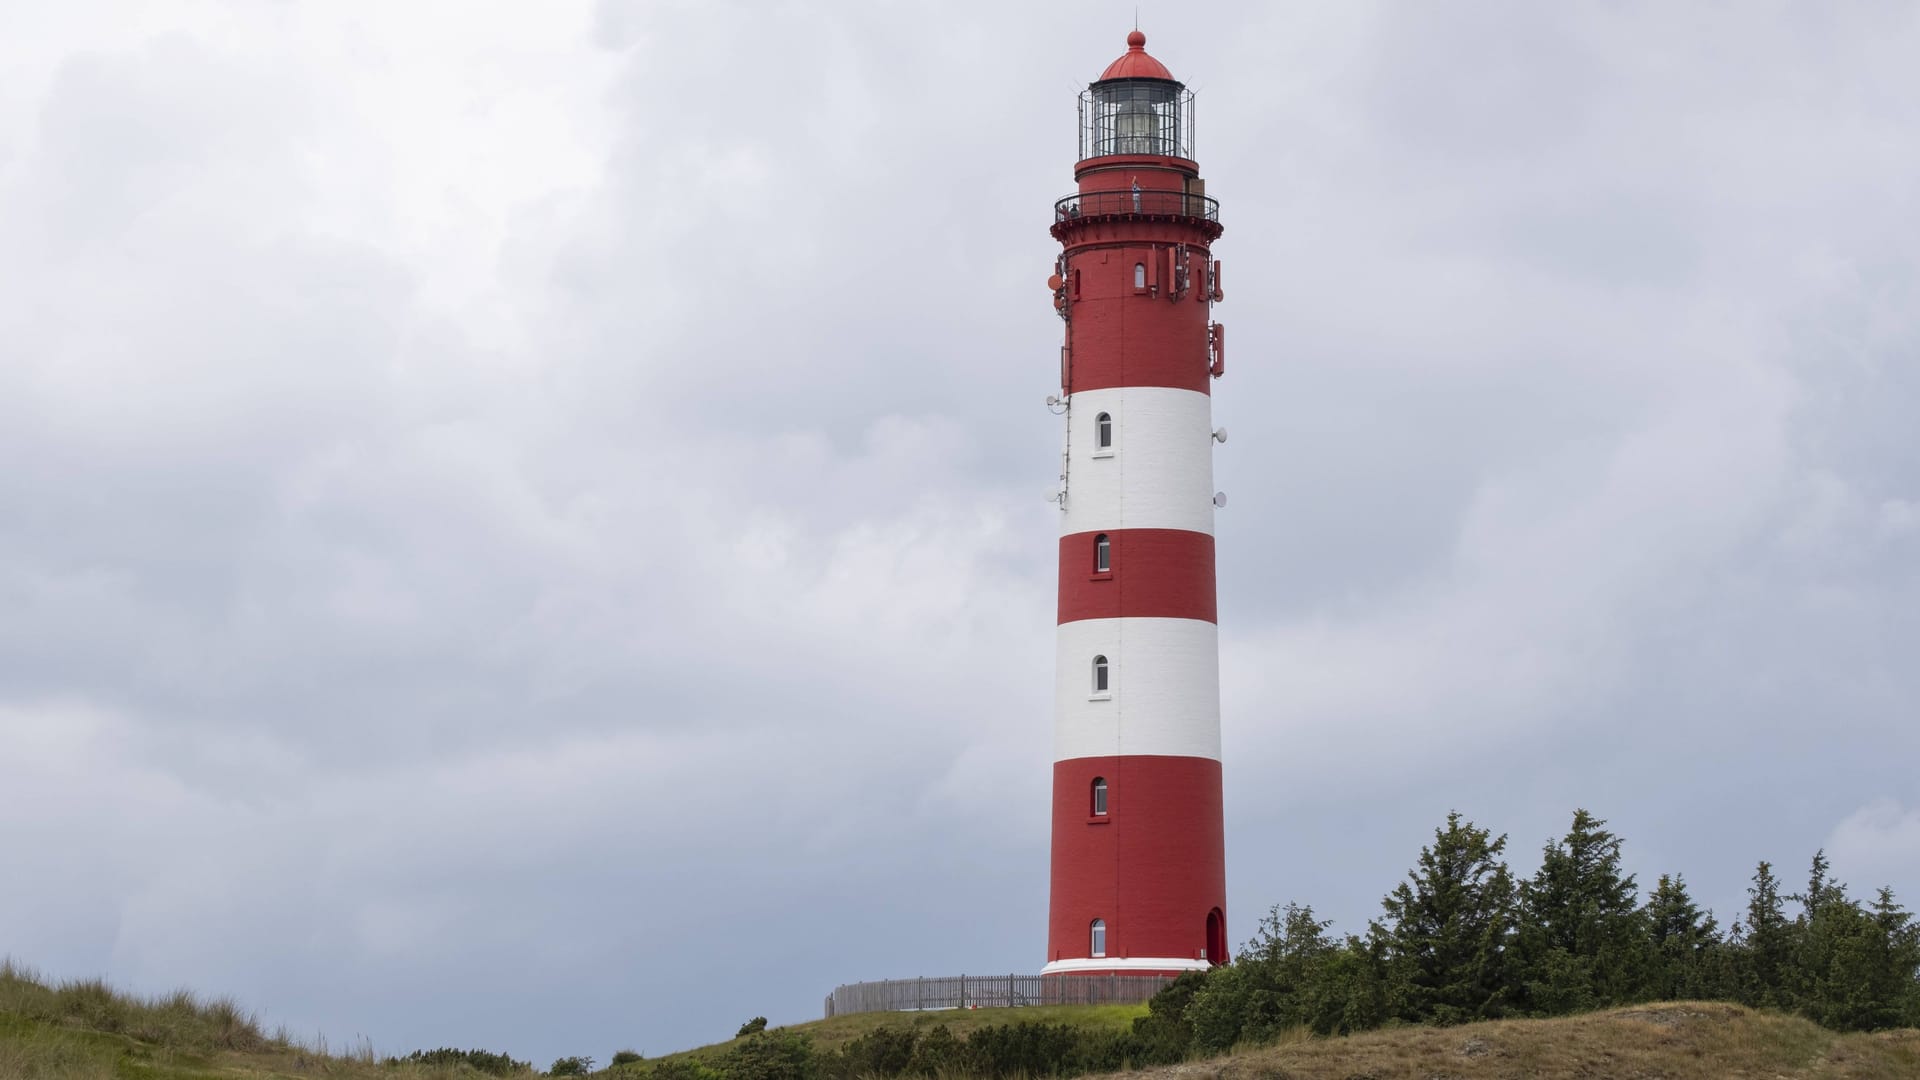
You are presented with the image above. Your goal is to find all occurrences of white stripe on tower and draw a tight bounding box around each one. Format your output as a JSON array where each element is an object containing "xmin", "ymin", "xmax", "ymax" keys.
[
  {"xmin": 1059, "ymin": 387, "xmax": 1216, "ymax": 537},
  {"xmin": 1054, "ymin": 618, "xmax": 1222, "ymax": 762}
]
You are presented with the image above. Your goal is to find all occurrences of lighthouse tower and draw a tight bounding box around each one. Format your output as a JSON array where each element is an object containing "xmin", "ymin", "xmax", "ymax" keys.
[{"xmin": 1043, "ymin": 30, "xmax": 1229, "ymax": 977}]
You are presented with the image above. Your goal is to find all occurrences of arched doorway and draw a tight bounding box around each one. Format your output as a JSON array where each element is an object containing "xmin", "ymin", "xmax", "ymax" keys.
[{"xmin": 1205, "ymin": 908, "xmax": 1227, "ymax": 966}]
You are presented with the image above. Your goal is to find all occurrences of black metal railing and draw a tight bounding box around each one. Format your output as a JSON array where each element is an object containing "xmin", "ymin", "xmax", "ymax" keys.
[{"xmin": 1054, "ymin": 189, "xmax": 1219, "ymax": 224}]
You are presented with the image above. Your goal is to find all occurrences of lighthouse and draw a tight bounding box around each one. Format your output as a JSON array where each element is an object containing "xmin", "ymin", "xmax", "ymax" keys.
[{"xmin": 1043, "ymin": 30, "xmax": 1229, "ymax": 977}]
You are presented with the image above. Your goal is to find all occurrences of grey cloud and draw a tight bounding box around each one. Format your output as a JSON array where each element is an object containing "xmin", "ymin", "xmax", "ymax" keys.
[{"xmin": 2, "ymin": 0, "xmax": 1917, "ymax": 1064}]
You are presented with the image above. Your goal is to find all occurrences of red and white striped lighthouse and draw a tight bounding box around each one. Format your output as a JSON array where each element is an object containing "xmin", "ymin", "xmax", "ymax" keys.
[{"xmin": 1044, "ymin": 30, "xmax": 1229, "ymax": 976}]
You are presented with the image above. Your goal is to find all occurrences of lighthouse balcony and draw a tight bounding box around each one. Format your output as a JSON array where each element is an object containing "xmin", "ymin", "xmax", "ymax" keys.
[{"xmin": 1053, "ymin": 189, "xmax": 1221, "ymax": 235}]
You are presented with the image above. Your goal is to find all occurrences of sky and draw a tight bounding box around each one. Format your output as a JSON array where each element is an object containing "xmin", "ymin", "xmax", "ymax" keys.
[{"xmin": 2, "ymin": 0, "xmax": 1917, "ymax": 1065}]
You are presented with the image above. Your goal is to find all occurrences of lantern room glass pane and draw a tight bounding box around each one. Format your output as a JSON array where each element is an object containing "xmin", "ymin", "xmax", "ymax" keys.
[{"xmin": 1080, "ymin": 80, "xmax": 1194, "ymax": 160}]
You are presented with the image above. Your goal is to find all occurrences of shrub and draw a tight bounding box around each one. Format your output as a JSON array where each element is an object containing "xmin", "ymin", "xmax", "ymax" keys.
[
  {"xmin": 1132, "ymin": 969, "xmax": 1208, "ymax": 1062},
  {"xmin": 388, "ymin": 1047, "xmax": 533, "ymax": 1075},
  {"xmin": 646, "ymin": 1058, "xmax": 724, "ymax": 1080},
  {"xmin": 612, "ymin": 1048, "xmax": 645, "ymax": 1065},
  {"xmin": 725, "ymin": 1030, "xmax": 816, "ymax": 1080},
  {"xmin": 831, "ymin": 1025, "xmax": 918, "ymax": 1077},
  {"xmin": 736, "ymin": 1016, "xmax": 768, "ymax": 1038},
  {"xmin": 908, "ymin": 1023, "xmax": 962, "ymax": 1074},
  {"xmin": 960, "ymin": 1021, "xmax": 1085, "ymax": 1078},
  {"xmin": 550, "ymin": 1055, "xmax": 595, "ymax": 1076}
]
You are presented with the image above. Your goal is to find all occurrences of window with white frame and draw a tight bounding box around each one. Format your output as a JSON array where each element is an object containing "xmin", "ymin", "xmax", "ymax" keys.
[
  {"xmin": 1090, "ymin": 919, "xmax": 1107, "ymax": 957},
  {"xmin": 1133, "ymin": 263, "xmax": 1146, "ymax": 289},
  {"xmin": 1095, "ymin": 412, "xmax": 1113, "ymax": 450},
  {"xmin": 1092, "ymin": 655, "xmax": 1109, "ymax": 694},
  {"xmin": 1094, "ymin": 534, "xmax": 1110, "ymax": 573},
  {"xmin": 1091, "ymin": 777, "xmax": 1108, "ymax": 816}
]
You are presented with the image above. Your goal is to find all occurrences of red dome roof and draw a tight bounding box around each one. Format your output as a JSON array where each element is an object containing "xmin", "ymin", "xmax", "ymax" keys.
[{"xmin": 1098, "ymin": 30, "xmax": 1175, "ymax": 82}]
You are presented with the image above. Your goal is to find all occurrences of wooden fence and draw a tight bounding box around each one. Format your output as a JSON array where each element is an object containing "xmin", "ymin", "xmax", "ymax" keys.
[{"xmin": 824, "ymin": 973, "xmax": 1175, "ymax": 1018}]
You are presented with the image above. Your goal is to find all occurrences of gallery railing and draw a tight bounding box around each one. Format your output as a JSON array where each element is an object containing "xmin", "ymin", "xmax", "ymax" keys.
[{"xmin": 1054, "ymin": 189, "xmax": 1220, "ymax": 224}]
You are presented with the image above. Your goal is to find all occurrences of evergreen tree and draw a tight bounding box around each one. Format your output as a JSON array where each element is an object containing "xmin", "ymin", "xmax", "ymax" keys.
[
  {"xmin": 1642, "ymin": 873, "xmax": 1724, "ymax": 1000},
  {"xmin": 1185, "ymin": 903, "xmax": 1337, "ymax": 1051},
  {"xmin": 1868, "ymin": 887, "xmax": 1920, "ymax": 1028},
  {"xmin": 1513, "ymin": 809, "xmax": 1651, "ymax": 1013},
  {"xmin": 1786, "ymin": 867, "xmax": 1920, "ymax": 1032},
  {"xmin": 1790, "ymin": 850, "xmax": 1853, "ymax": 1015},
  {"xmin": 1797, "ymin": 850, "xmax": 1849, "ymax": 917},
  {"xmin": 1736, "ymin": 860, "xmax": 1798, "ymax": 1009},
  {"xmin": 1303, "ymin": 935, "xmax": 1392, "ymax": 1036},
  {"xmin": 1372, "ymin": 810, "xmax": 1518, "ymax": 1024}
]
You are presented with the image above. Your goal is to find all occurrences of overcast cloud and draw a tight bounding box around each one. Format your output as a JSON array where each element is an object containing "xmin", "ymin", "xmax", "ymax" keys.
[{"xmin": 2, "ymin": 0, "xmax": 1917, "ymax": 1064}]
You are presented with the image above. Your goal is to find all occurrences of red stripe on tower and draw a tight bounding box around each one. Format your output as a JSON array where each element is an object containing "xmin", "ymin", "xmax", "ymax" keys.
[
  {"xmin": 1043, "ymin": 29, "xmax": 1230, "ymax": 977},
  {"xmin": 1057, "ymin": 530, "xmax": 1217, "ymax": 625}
]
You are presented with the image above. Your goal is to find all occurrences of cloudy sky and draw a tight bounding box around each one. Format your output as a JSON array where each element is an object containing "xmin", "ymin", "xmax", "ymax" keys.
[{"xmin": 3, "ymin": 0, "xmax": 1917, "ymax": 1064}]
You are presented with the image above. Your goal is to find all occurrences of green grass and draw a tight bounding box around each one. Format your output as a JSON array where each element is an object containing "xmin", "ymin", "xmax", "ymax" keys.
[
  {"xmin": 0, "ymin": 959, "xmax": 465, "ymax": 1079},
  {"xmin": 665, "ymin": 1003, "xmax": 1149, "ymax": 1060}
]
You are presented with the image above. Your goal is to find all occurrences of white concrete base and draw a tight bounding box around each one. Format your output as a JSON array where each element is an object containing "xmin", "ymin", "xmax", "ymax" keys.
[{"xmin": 1040, "ymin": 956, "xmax": 1212, "ymax": 975}]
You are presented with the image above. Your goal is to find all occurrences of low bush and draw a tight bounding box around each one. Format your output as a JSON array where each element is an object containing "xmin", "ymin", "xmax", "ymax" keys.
[{"xmin": 387, "ymin": 1046, "xmax": 534, "ymax": 1075}]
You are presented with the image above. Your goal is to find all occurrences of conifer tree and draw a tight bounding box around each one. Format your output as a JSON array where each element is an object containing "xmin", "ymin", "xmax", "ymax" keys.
[
  {"xmin": 1372, "ymin": 811, "xmax": 1517, "ymax": 1024},
  {"xmin": 1737, "ymin": 860, "xmax": 1797, "ymax": 1009},
  {"xmin": 1868, "ymin": 887, "xmax": 1920, "ymax": 1028},
  {"xmin": 1790, "ymin": 850, "xmax": 1855, "ymax": 1015},
  {"xmin": 1798, "ymin": 850, "xmax": 1849, "ymax": 917},
  {"xmin": 1643, "ymin": 873, "xmax": 1724, "ymax": 1001},
  {"xmin": 1514, "ymin": 809, "xmax": 1651, "ymax": 1013}
]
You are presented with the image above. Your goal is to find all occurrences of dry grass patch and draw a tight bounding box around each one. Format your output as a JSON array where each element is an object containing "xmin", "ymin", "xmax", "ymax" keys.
[{"xmin": 1121, "ymin": 1002, "xmax": 1919, "ymax": 1080}]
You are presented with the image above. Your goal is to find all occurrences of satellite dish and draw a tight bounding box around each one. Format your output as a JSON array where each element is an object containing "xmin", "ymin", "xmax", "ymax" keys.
[
  {"xmin": 1213, "ymin": 492, "xmax": 1228, "ymax": 508},
  {"xmin": 1045, "ymin": 395, "xmax": 1062, "ymax": 407},
  {"xmin": 1212, "ymin": 427, "xmax": 1228, "ymax": 443},
  {"xmin": 1047, "ymin": 274, "xmax": 1063, "ymax": 291}
]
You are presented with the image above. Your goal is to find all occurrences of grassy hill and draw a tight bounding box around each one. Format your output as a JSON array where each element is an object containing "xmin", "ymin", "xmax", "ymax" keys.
[
  {"xmin": 1, "ymin": 959, "xmax": 395, "ymax": 1080},
  {"xmin": 5, "ymin": 959, "xmax": 1918, "ymax": 1079},
  {"xmin": 1119, "ymin": 1001, "xmax": 1920, "ymax": 1080},
  {"xmin": 665, "ymin": 1004, "xmax": 1148, "ymax": 1060}
]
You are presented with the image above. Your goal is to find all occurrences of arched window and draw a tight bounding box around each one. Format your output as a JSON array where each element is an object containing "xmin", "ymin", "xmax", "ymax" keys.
[
  {"xmin": 1133, "ymin": 263, "xmax": 1146, "ymax": 289},
  {"xmin": 1093, "ymin": 533, "xmax": 1110, "ymax": 573},
  {"xmin": 1091, "ymin": 777, "xmax": 1108, "ymax": 816},
  {"xmin": 1091, "ymin": 655, "xmax": 1109, "ymax": 694},
  {"xmin": 1090, "ymin": 919, "xmax": 1107, "ymax": 957},
  {"xmin": 1095, "ymin": 412, "xmax": 1113, "ymax": 449}
]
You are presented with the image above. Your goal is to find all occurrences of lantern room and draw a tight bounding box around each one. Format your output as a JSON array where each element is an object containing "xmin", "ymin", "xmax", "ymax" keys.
[{"xmin": 1078, "ymin": 30, "xmax": 1194, "ymax": 161}]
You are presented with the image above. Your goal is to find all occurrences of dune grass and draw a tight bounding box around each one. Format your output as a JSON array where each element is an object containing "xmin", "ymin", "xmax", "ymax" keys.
[
  {"xmin": 0, "ymin": 958, "xmax": 466, "ymax": 1079},
  {"xmin": 666, "ymin": 1003, "xmax": 1149, "ymax": 1060},
  {"xmin": 1123, "ymin": 1001, "xmax": 1920, "ymax": 1080}
]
